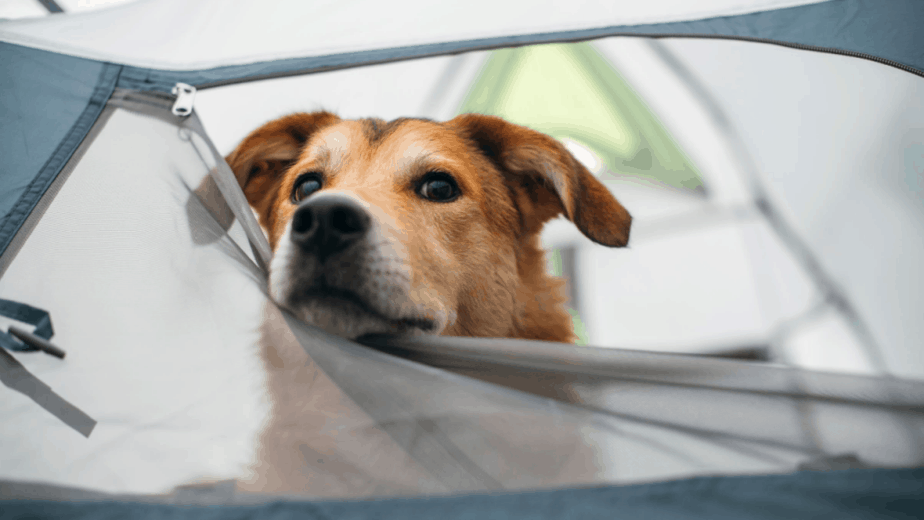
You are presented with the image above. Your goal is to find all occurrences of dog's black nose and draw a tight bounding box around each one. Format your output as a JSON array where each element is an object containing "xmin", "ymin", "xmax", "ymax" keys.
[{"xmin": 290, "ymin": 197, "xmax": 371, "ymax": 258}]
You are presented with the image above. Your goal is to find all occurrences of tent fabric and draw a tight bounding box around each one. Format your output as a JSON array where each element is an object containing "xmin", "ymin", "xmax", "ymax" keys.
[
  {"xmin": 108, "ymin": 0, "xmax": 924, "ymax": 91},
  {"xmin": 656, "ymin": 38, "xmax": 924, "ymax": 378},
  {"xmin": 2, "ymin": 1, "xmax": 923, "ymax": 88},
  {"xmin": 0, "ymin": 42, "xmax": 118, "ymax": 268},
  {"xmin": 2, "ymin": 468, "xmax": 923, "ymax": 519},
  {"xmin": 0, "ymin": 96, "xmax": 271, "ymax": 493},
  {"xmin": 0, "ymin": 0, "xmax": 834, "ymax": 70}
]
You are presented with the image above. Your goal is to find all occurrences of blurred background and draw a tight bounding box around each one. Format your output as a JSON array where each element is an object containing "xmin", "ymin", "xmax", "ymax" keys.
[{"xmin": 3, "ymin": 0, "xmax": 922, "ymax": 381}]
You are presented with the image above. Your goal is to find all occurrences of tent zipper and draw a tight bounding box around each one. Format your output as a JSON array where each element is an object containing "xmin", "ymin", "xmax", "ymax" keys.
[{"xmin": 171, "ymin": 83, "xmax": 197, "ymax": 117}]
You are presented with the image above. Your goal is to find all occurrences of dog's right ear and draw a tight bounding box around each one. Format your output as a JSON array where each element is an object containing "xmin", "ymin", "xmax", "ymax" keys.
[
  {"xmin": 226, "ymin": 111, "xmax": 339, "ymax": 225},
  {"xmin": 450, "ymin": 114, "xmax": 631, "ymax": 247}
]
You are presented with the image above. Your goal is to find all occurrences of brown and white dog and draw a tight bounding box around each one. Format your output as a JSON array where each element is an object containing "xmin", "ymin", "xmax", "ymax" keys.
[
  {"xmin": 213, "ymin": 112, "xmax": 632, "ymax": 496},
  {"xmin": 226, "ymin": 111, "xmax": 631, "ymax": 343}
]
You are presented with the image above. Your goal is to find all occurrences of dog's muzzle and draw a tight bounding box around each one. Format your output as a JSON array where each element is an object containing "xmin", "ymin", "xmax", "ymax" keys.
[
  {"xmin": 271, "ymin": 194, "xmax": 445, "ymax": 338},
  {"xmin": 290, "ymin": 197, "xmax": 371, "ymax": 261}
]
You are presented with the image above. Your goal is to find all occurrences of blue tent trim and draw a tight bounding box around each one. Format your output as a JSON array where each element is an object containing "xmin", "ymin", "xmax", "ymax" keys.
[
  {"xmin": 0, "ymin": 42, "xmax": 119, "ymax": 267},
  {"xmin": 2, "ymin": 467, "xmax": 922, "ymax": 520}
]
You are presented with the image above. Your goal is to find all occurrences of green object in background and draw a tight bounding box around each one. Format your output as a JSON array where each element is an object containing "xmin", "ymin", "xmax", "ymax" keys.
[
  {"xmin": 546, "ymin": 248, "xmax": 564, "ymax": 277},
  {"xmin": 545, "ymin": 248, "xmax": 588, "ymax": 346},
  {"xmin": 459, "ymin": 42, "xmax": 702, "ymax": 192},
  {"xmin": 569, "ymin": 308, "xmax": 589, "ymax": 346}
]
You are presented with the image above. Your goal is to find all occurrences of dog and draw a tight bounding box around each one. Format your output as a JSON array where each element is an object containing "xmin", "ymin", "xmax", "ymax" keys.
[
  {"xmin": 226, "ymin": 111, "xmax": 631, "ymax": 343},
  {"xmin": 217, "ymin": 112, "xmax": 632, "ymax": 496}
]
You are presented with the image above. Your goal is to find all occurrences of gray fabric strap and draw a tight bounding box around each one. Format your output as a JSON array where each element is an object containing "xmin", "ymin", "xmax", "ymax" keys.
[
  {"xmin": 183, "ymin": 112, "xmax": 273, "ymax": 273},
  {"xmin": 362, "ymin": 334, "xmax": 924, "ymax": 408},
  {"xmin": 0, "ymin": 347, "xmax": 96, "ymax": 437}
]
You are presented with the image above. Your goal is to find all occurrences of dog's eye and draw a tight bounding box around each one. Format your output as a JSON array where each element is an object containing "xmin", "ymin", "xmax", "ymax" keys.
[
  {"xmin": 417, "ymin": 173, "xmax": 460, "ymax": 202},
  {"xmin": 291, "ymin": 174, "xmax": 323, "ymax": 203}
]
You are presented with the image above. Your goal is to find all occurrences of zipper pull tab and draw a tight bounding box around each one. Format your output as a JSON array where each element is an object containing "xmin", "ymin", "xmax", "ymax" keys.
[{"xmin": 171, "ymin": 83, "xmax": 197, "ymax": 117}]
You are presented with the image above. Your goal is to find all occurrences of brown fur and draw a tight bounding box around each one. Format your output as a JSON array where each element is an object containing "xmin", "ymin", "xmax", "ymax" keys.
[
  {"xmin": 222, "ymin": 112, "xmax": 631, "ymax": 495},
  {"xmin": 227, "ymin": 111, "xmax": 631, "ymax": 343}
]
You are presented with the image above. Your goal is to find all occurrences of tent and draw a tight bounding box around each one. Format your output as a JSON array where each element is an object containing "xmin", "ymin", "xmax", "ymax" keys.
[{"xmin": 2, "ymin": 0, "xmax": 924, "ymax": 517}]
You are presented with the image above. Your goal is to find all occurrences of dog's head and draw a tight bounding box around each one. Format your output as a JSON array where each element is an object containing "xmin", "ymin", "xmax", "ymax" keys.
[{"xmin": 227, "ymin": 112, "xmax": 631, "ymax": 341}]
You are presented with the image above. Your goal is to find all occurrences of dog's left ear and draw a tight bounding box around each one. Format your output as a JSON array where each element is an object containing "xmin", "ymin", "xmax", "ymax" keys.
[
  {"xmin": 225, "ymin": 111, "xmax": 340, "ymax": 229},
  {"xmin": 451, "ymin": 114, "xmax": 631, "ymax": 247}
]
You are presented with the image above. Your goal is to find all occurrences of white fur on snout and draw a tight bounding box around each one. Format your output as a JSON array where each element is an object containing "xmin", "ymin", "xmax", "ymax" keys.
[
  {"xmin": 268, "ymin": 220, "xmax": 298, "ymax": 306},
  {"xmin": 268, "ymin": 193, "xmax": 450, "ymax": 339}
]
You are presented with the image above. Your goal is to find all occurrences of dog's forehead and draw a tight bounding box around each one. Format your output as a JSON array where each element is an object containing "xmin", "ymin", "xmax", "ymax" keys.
[
  {"xmin": 303, "ymin": 118, "xmax": 474, "ymax": 170},
  {"xmin": 371, "ymin": 119, "xmax": 475, "ymax": 165},
  {"xmin": 302, "ymin": 121, "xmax": 363, "ymax": 163}
]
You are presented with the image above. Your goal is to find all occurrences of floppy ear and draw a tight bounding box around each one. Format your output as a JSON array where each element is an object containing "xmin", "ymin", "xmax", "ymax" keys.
[
  {"xmin": 226, "ymin": 111, "xmax": 339, "ymax": 225},
  {"xmin": 450, "ymin": 114, "xmax": 631, "ymax": 247}
]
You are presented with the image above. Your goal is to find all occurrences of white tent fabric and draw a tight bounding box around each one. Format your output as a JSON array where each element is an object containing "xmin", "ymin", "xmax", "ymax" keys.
[
  {"xmin": 660, "ymin": 39, "xmax": 924, "ymax": 376},
  {"xmin": 0, "ymin": 101, "xmax": 269, "ymax": 492},
  {"xmin": 0, "ymin": 0, "xmax": 826, "ymax": 69},
  {"xmin": 584, "ymin": 38, "xmax": 924, "ymax": 377}
]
